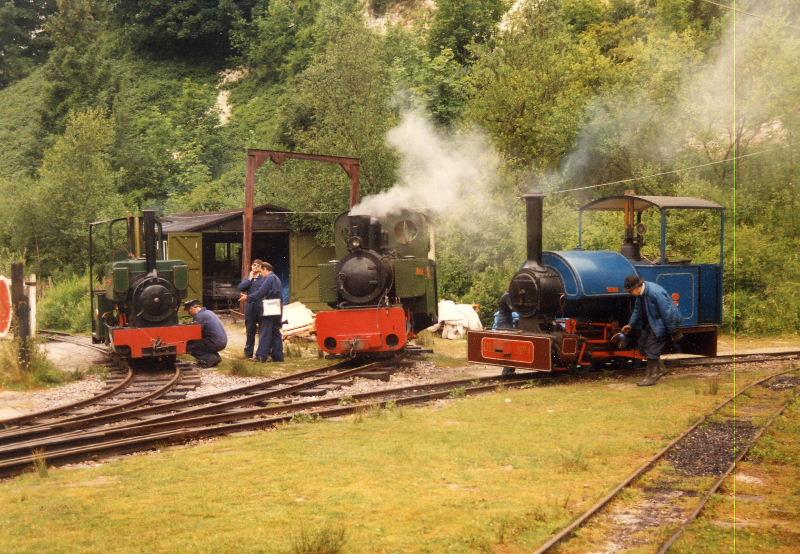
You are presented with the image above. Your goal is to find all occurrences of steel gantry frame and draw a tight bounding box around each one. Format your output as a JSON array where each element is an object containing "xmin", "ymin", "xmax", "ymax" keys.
[{"xmin": 242, "ymin": 149, "xmax": 361, "ymax": 278}]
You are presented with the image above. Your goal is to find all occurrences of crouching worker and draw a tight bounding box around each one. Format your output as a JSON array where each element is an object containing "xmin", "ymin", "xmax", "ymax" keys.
[
  {"xmin": 621, "ymin": 275, "xmax": 682, "ymax": 387},
  {"xmin": 184, "ymin": 300, "xmax": 228, "ymax": 368}
]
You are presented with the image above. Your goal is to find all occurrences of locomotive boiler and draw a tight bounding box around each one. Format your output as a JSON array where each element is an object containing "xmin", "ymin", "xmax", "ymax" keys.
[
  {"xmin": 316, "ymin": 210, "xmax": 437, "ymax": 356},
  {"xmin": 468, "ymin": 193, "xmax": 725, "ymax": 371},
  {"xmin": 90, "ymin": 211, "xmax": 201, "ymax": 365}
]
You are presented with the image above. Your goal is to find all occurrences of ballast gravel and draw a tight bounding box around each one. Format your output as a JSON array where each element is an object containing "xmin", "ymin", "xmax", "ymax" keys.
[
  {"xmin": 0, "ymin": 376, "xmax": 108, "ymax": 418},
  {"xmin": 665, "ymin": 419, "xmax": 757, "ymax": 476}
]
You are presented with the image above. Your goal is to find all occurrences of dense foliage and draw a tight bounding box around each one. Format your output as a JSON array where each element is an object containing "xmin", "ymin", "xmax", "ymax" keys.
[{"xmin": 0, "ymin": 0, "xmax": 797, "ymax": 334}]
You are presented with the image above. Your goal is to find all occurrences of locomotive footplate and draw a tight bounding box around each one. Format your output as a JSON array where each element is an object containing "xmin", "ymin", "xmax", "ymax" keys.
[{"xmin": 467, "ymin": 330, "xmax": 556, "ymax": 371}]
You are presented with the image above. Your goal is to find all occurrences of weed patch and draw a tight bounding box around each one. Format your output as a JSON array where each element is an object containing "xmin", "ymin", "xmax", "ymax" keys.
[
  {"xmin": 448, "ymin": 386, "xmax": 467, "ymax": 399},
  {"xmin": 291, "ymin": 522, "xmax": 346, "ymax": 554},
  {"xmin": 32, "ymin": 449, "xmax": 48, "ymax": 478},
  {"xmin": 290, "ymin": 413, "xmax": 321, "ymax": 425},
  {"xmin": 560, "ymin": 445, "xmax": 589, "ymax": 472},
  {"xmin": 0, "ymin": 339, "xmax": 75, "ymax": 389}
]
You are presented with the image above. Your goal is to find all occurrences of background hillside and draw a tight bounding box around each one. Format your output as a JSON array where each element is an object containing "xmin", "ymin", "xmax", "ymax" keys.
[{"xmin": 0, "ymin": 0, "xmax": 798, "ymax": 333}]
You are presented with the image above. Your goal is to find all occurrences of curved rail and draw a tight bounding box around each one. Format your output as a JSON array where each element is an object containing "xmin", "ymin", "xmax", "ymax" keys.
[
  {"xmin": 2, "ymin": 350, "xmax": 797, "ymax": 480},
  {"xmin": 0, "ymin": 371, "xmax": 542, "ymax": 477},
  {"xmin": 0, "ymin": 368, "xmax": 134, "ymax": 430}
]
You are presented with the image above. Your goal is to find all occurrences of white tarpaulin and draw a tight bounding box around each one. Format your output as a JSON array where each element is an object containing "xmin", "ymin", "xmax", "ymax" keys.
[
  {"xmin": 429, "ymin": 300, "xmax": 483, "ymax": 339},
  {"xmin": 281, "ymin": 301, "xmax": 316, "ymax": 334}
]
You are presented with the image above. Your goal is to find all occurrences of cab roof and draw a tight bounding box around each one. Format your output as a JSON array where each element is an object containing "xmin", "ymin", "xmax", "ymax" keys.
[{"xmin": 580, "ymin": 195, "xmax": 724, "ymax": 212}]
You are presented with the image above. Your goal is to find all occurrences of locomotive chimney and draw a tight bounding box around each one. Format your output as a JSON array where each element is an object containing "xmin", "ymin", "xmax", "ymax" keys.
[
  {"xmin": 523, "ymin": 193, "xmax": 544, "ymax": 265},
  {"xmin": 142, "ymin": 210, "xmax": 158, "ymax": 273},
  {"xmin": 348, "ymin": 215, "xmax": 371, "ymax": 250}
]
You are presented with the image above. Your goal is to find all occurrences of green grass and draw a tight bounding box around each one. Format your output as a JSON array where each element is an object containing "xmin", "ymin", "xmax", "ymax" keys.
[
  {"xmin": 420, "ymin": 332, "xmax": 468, "ymax": 368},
  {"xmin": 216, "ymin": 343, "xmax": 335, "ymax": 378},
  {"xmin": 0, "ymin": 368, "xmax": 784, "ymax": 552}
]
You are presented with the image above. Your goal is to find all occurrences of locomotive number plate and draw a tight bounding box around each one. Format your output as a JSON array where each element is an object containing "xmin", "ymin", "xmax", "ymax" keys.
[
  {"xmin": 467, "ymin": 330, "xmax": 553, "ymax": 371},
  {"xmin": 480, "ymin": 337, "xmax": 534, "ymax": 363}
]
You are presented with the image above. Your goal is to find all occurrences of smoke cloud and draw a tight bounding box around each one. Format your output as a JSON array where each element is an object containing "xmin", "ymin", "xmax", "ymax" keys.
[
  {"xmin": 351, "ymin": 110, "xmax": 501, "ymax": 223},
  {"xmin": 532, "ymin": 0, "xmax": 800, "ymax": 193}
]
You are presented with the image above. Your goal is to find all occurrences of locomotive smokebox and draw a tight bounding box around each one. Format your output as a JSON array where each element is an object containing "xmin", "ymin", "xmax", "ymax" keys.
[{"xmin": 508, "ymin": 193, "xmax": 564, "ymax": 322}]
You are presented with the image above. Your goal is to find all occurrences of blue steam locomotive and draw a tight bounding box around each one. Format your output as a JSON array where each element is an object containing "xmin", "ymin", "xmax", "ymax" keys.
[{"xmin": 468, "ymin": 192, "xmax": 725, "ymax": 371}]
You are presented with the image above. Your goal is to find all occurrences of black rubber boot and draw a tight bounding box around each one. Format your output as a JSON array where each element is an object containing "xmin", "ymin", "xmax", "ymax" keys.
[
  {"xmin": 638, "ymin": 359, "xmax": 660, "ymax": 386},
  {"xmin": 656, "ymin": 359, "xmax": 669, "ymax": 379}
]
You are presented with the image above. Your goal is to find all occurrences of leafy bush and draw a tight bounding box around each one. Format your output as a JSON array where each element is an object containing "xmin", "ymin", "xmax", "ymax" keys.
[{"xmin": 38, "ymin": 274, "xmax": 92, "ymax": 333}]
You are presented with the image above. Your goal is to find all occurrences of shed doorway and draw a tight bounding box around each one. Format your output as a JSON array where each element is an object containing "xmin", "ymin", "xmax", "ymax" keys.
[{"xmin": 202, "ymin": 232, "xmax": 290, "ymax": 309}]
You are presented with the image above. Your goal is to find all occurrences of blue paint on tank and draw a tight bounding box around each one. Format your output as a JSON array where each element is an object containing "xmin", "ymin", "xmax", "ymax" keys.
[{"xmin": 542, "ymin": 250, "xmax": 636, "ymax": 300}]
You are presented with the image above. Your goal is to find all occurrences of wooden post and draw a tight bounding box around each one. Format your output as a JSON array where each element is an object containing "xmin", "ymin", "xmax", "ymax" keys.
[
  {"xmin": 27, "ymin": 273, "xmax": 36, "ymax": 338},
  {"xmin": 11, "ymin": 262, "xmax": 31, "ymax": 369}
]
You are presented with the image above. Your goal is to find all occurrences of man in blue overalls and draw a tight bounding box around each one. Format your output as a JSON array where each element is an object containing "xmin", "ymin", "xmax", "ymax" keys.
[
  {"xmin": 238, "ymin": 259, "xmax": 265, "ymax": 359},
  {"xmin": 184, "ymin": 300, "xmax": 228, "ymax": 368},
  {"xmin": 621, "ymin": 275, "xmax": 683, "ymax": 386},
  {"xmin": 241, "ymin": 261, "xmax": 284, "ymax": 363}
]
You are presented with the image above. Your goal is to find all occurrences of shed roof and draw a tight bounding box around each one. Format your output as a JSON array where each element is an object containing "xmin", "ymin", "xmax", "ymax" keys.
[
  {"xmin": 161, "ymin": 204, "xmax": 291, "ymax": 233},
  {"xmin": 580, "ymin": 195, "xmax": 724, "ymax": 212}
]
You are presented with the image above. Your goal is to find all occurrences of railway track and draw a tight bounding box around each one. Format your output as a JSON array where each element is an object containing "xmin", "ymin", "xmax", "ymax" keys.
[
  {"xmin": 1, "ymin": 349, "xmax": 797, "ymax": 480},
  {"xmin": 533, "ymin": 363, "xmax": 800, "ymax": 553},
  {"xmin": 1, "ymin": 332, "xmax": 201, "ymax": 434}
]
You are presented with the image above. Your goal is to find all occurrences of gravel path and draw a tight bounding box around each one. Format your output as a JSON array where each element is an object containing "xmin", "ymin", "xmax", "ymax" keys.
[{"xmin": 0, "ymin": 377, "xmax": 107, "ymax": 420}]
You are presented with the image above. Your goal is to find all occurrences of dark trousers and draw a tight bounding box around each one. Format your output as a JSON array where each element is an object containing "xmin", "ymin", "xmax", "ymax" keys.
[
  {"xmin": 244, "ymin": 317, "xmax": 259, "ymax": 358},
  {"xmin": 255, "ymin": 316, "xmax": 284, "ymax": 361},
  {"xmin": 638, "ymin": 327, "xmax": 669, "ymax": 360},
  {"xmin": 188, "ymin": 339, "xmax": 223, "ymax": 366}
]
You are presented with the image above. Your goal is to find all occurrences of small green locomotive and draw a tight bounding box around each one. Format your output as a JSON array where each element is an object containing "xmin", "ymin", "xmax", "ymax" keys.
[
  {"xmin": 316, "ymin": 209, "xmax": 437, "ymax": 356},
  {"xmin": 90, "ymin": 211, "xmax": 200, "ymax": 364}
]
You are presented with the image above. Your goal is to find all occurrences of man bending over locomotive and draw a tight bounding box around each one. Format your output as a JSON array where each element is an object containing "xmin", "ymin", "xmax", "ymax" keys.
[
  {"xmin": 184, "ymin": 300, "xmax": 228, "ymax": 368},
  {"xmin": 621, "ymin": 275, "xmax": 683, "ymax": 387}
]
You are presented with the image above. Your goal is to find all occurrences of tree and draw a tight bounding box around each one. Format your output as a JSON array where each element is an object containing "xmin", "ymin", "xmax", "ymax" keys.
[
  {"xmin": 466, "ymin": 1, "xmax": 611, "ymax": 170},
  {"xmin": 38, "ymin": 0, "xmax": 113, "ymax": 136},
  {"xmin": 0, "ymin": 0, "xmax": 56, "ymax": 88},
  {"xmin": 25, "ymin": 108, "xmax": 123, "ymax": 273},
  {"xmin": 112, "ymin": 0, "xmax": 256, "ymax": 58},
  {"xmin": 264, "ymin": 4, "xmax": 398, "ymax": 242},
  {"xmin": 236, "ymin": 0, "xmax": 320, "ymax": 84},
  {"xmin": 428, "ymin": 0, "xmax": 504, "ymax": 65}
]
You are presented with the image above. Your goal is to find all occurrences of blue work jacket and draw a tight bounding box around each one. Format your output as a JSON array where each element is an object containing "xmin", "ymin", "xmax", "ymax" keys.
[
  {"xmin": 193, "ymin": 308, "xmax": 228, "ymax": 351},
  {"xmin": 628, "ymin": 281, "xmax": 682, "ymax": 338},
  {"xmin": 247, "ymin": 272, "xmax": 283, "ymax": 319},
  {"xmin": 238, "ymin": 275, "xmax": 264, "ymax": 319}
]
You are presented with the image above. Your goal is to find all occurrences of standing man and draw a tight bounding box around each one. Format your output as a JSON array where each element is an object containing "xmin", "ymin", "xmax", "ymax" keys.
[
  {"xmin": 184, "ymin": 300, "xmax": 228, "ymax": 368},
  {"xmin": 621, "ymin": 275, "xmax": 683, "ymax": 386},
  {"xmin": 241, "ymin": 261, "xmax": 284, "ymax": 363},
  {"xmin": 238, "ymin": 259, "xmax": 265, "ymax": 359}
]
